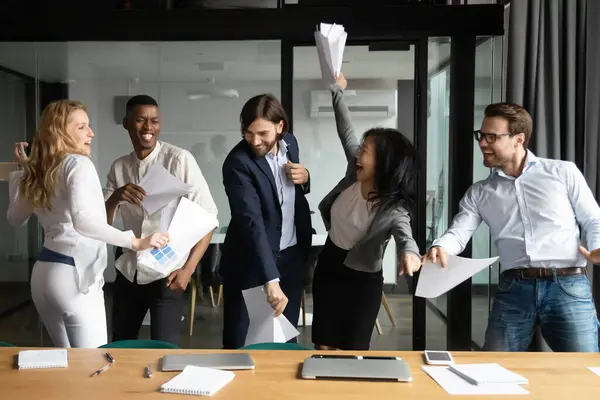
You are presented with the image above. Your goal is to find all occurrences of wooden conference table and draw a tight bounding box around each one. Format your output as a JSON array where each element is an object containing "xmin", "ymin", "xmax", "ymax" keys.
[{"xmin": 1, "ymin": 348, "xmax": 599, "ymax": 399}]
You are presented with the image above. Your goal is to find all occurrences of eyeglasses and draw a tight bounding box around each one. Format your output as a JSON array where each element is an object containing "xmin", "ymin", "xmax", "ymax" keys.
[{"xmin": 473, "ymin": 130, "xmax": 512, "ymax": 144}]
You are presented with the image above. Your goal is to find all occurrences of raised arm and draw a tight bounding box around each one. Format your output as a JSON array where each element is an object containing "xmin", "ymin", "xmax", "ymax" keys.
[
  {"xmin": 330, "ymin": 73, "xmax": 360, "ymax": 163},
  {"xmin": 7, "ymin": 171, "xmax": 33, "ymax": 227}
]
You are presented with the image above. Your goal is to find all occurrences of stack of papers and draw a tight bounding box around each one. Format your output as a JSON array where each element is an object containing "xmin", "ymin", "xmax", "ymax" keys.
[
  {"xmin": 18, "ymin": 349, "xmax": 68, "ymax": 370},
  {"xmin": 161, "ymin": 365, "xmax": 234, "ymax": 396},
  {"xmin": 242, "ymin": 285, "xmax": 299, "ymax": 346},
  {"xmin": 422, "ymin": 363, "xmax": 529, "ymax": 395},
  {"xmin": 588, "ymin": 367, "xmax": 600, "ymax": 376},
  {"xmin": 314, "ymin": 22, "xmax": 347, "ymax": 88},
  {"xmin": 415, "ymin": 254, "xmax": 499, "ymax": 298}
]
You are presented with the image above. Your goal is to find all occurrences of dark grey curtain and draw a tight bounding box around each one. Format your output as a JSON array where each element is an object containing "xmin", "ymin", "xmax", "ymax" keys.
[
  {"xmin": 507, "ymin": 0, "xmax": 587, "ymax": 165},
  {"xmin": 505, "ymin": 0, "xmax": 600, "ymax": 351}
]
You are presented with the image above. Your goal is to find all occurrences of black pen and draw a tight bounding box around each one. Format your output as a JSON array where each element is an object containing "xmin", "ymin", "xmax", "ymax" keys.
[
  {"xmin": 105, "ymin": 352, "xmax": 115, "ymax": 364},
  {"xmin": 91, "ymin": 363, "xmax": 111, "ymax": 377}
]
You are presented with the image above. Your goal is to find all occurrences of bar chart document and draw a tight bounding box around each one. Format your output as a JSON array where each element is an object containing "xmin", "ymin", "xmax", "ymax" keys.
[
  {"xmin": 314, "ymin": 22, "xmax": 347, "ymax": 88},
  {"xmin": 137, "ymin": 197, "xmax": 218, "ymax": 276},
  {"xmin": 415, "ymin": 255, "xmax": 499, "ymax": 298}
]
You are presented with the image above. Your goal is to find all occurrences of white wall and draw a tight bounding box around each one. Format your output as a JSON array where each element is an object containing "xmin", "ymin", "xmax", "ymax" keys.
[{"xmin": 68, "ymin": 78, "xmax": 404, "ymax": 283}]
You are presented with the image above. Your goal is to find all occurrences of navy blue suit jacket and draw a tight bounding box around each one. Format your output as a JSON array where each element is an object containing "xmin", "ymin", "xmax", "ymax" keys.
[{"xmin": 219, "ymin": 132, "xmax": 312, "ymax": 289}]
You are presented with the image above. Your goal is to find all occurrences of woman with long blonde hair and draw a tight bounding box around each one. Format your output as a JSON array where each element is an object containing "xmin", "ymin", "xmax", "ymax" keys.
[{"xmin": 7, "ymin": 100, "xmax": 169, "ymax": 348}]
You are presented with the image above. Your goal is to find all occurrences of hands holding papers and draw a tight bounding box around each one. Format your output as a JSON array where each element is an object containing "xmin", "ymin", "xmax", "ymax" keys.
[
  {"xmin": 242, "ymin": 285, "xmax": 299, "ymax": 346},
  {"xmin": 314, "ymin": 22, "xmax": 347, "ymax": 88},
  {"xmin": 137, "ymin": 197, "xmax": 218, "ymax": 278},
  {"xmin": 416, "ymin": 246, "xmax": 498, "ymax": 298}
]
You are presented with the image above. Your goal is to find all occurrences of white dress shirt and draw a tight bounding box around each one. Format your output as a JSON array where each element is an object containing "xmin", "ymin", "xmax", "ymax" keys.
[
  {"xmin": 103, "ymin": 141, "xmax": 218, "ymax": 284},
  {"xmin": 265, "ymin": 139, "xmax": 297, "ymax": 251},
  {"xmin": 433, "ymin": 152, "xmax": 600, "ymax": 271},
  {"xmin": 7, "ymin": 154, "xmax": 135, "ymax": 293}
]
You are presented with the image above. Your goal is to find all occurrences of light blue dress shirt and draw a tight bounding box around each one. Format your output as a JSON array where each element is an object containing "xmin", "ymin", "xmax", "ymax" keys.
[
  {"xmin": 433, "ymin": 152, "xmax": 600, "ymax": 272},
  {"xmin": 265, "ymin": 139, "xmax": 297, "ymax": 251}
]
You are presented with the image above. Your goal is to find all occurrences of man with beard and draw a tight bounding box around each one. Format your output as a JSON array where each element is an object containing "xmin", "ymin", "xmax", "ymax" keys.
[
  {"xmin": 104, "ymin": 95, "xmax": 218, "ymax": 345},
  {"xmin": 426, "ymin": 102, "xmax": 600, "ymax": 352},
  {"xmin": 220, "ymin": 94, "xmax": 312, "ymax": 349}
]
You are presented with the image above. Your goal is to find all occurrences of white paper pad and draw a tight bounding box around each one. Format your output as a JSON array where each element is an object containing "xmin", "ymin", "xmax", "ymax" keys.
[
  {"xmin": 138, "ymin": 164, "xmax": 193, "ymax": 215},
  {"xmin": 137, "ymin": 197, "xmax": 218, "ymax": 276},
  {"xmin": 588, "ymin": 367, "xmax": 600, "ymax": 376},
  {"xmin": 422, "ymin": 366, "xmax": 529, "ymax": 395},
  {"xmin": 18, "ymin": 349, "xmax": 68, "ymax": 370},
  {"xmin": 449, "ymin": 363, "xmax": 528, "ymax": 385},
  {"xmin": 242, "ymin": 285, "xmax": 300, "ymax": 346},
  {"xmin": 314, "ymin": 22, "xmax": 347, "ymax": 88},
  {"xmin": 415, "ymin": 254, "xmax": 499, "ymax": 298}
]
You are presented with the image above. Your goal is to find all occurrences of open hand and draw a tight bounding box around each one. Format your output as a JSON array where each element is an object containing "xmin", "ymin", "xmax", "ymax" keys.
[{"xmin": 425, "ymin": 246, "xmax": 448, "ymax": 268}]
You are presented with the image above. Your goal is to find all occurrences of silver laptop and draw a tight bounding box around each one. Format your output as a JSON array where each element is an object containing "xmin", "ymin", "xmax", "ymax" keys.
[
  {"xmin": 301, "ymin": 355, "xmax": 412, "ymax": 381},
  {"xmin": 160, "ymin": 353, "xmax": 255, "ymax": 371}
]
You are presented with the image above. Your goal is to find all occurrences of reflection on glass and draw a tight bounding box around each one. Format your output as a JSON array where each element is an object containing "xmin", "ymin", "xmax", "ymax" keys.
[
  {"xmin": 471, "ymin": 35, "xmax": 503, "ymax": 348},
  {"xmin": 425, "ymin": 37, "xmax": 451, "ymax": 351}
]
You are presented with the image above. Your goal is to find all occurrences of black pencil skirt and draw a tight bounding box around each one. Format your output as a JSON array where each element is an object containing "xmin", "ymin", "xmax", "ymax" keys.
[{"xmin": 311, "ymin": 237, "xmax": 384, "ymax": 350}]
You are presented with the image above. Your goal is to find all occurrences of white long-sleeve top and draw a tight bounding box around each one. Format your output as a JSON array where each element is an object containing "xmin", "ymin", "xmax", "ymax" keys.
[{"xmin": 7, "ymin": 154, "xmax": 135, "ymax": 293}]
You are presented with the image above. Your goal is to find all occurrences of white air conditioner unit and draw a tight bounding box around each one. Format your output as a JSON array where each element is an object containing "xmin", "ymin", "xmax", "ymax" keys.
[{"xmin": 309, "ymin": 89, "xmax": 397, "ymax": 119}]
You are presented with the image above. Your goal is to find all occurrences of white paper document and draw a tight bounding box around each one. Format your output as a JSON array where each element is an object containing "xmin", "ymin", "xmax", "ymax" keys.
[
  {"xmin": 137, "ymin": 197, "xmax": 218, "ymax": 276},
  {"xmin": 415, "ymin": 254, "xmax": 499, "ymax": 298},
  {"xmin": 314, "ymin": 22, "xmax": 347, "ymax": 88},
  {"xmin": 422, "ymin": 366, "xmax": 529, "ymax": 395},
  {"xmin": 242, "ymin": 285, "xmax": 300, "ymax": 346},
  {"xmin": 138, "ymin": 163, "xmax": 193, "ymax": 215},
  {"xmin": 449, "ymin": 363, "xmax": 528, "ymax": 385},
  {"xmin": 588, "ymin": 367, "xmax": 600, "ymax": 376}
]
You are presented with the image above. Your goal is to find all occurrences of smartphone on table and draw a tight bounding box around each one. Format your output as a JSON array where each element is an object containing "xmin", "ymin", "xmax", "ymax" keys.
[{"xmin": 423, "ymin": 350, "xmax": 454, "ymax": 365}]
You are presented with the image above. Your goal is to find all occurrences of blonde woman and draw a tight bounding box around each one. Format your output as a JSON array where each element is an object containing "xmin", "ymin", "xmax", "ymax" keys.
[{"xmin": 7, "ymin": 100, "xmax": 169, "ymax": 348}]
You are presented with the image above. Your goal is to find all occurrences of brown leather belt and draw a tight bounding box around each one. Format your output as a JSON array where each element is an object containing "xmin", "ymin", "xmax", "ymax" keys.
[{"xmin": 502, "ymin": 267, "xmax": 586, "ymax": 280}]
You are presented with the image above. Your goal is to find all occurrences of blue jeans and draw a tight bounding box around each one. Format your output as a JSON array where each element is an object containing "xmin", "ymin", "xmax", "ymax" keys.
[{"xmin": 483, "ymin": 272, "xmax": 599, "ymax": 352}]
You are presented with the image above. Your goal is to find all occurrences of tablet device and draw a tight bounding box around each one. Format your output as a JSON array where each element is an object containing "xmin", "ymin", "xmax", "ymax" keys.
[
  {"xmin": 160, "ymin": 353, "xmax": 255, "ymax": 371},
  {"xmin": 301, "ymin": 355, "xmax": 412, "ymax": 381}
]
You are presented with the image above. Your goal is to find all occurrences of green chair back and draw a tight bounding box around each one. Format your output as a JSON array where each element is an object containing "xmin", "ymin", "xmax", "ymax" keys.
[
  {"xmin": 0, "ymin": 342, "xmax": 15, "ymax": 347},
  {"xmin": 240, "ymin": 342, "xmax": 310, "ymax": 350},
  {"xmin": 99, "ymin": 339, "xmax": 179, "ymax": 349}
]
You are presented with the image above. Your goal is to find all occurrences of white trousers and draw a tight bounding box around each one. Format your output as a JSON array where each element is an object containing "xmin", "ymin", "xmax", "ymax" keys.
[{"xmin": 30, "ymin": 261, "xmax": 108, "ymax": 348}]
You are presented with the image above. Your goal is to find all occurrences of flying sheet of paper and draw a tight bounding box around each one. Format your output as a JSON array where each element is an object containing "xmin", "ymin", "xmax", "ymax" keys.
[
  {"xmin": 242, "ymin": 285, "xmax": 299, "ymax": 346},
  {"xmin": 138, "ymin": 164, "xmax": 193, "ymax": 215},
  {"xmin": 314, "ymin": 22, "xmax": 347, "ymax": 88},
  {"xmin": 588, "ymin": 367, "xmax": 600, "ymax": 376},
  {"xmin": 421, "ymin": 366, "xmax": 529, "ymax": 395},
  {"xmin": 415, "ymin": 254, "xmax": 499, "ymax": 298},
  {"xmin": 137, "ymin": 197, "xmax": 218, "ymax": 276}
]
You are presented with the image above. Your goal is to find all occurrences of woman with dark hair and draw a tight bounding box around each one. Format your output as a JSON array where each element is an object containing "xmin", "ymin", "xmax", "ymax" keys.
[{"xmin": 312, "ymin": 73, "xmax": 422, "ymax": 350}]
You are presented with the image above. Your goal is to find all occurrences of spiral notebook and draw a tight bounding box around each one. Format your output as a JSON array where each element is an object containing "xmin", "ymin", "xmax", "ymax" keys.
[
  {"xmin": 160, "ymin": 365, "xmax": 235, "ymax": 396},
  {"xmin": 18, "ymin": 349, "xmax": 68, "ymax": 370}
]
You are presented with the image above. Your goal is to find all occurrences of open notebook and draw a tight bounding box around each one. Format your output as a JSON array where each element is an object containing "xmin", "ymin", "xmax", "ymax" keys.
[
  {"xmin": 18, "ymin": 349, "xmax": 68, "ymax": 370},
  {"xmin": 161, "ymin": 365, "xmax": 235, "ymax": 396}
]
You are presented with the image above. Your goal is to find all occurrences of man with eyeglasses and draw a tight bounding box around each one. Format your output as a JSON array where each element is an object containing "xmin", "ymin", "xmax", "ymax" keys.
[{"xmin": 425, "ymin": 102, "xmax": 600, "ymax": 352}]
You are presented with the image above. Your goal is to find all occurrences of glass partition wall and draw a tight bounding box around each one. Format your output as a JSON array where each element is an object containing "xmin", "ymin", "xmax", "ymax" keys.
[{"xmin": 0, "ymin": 5, "xmax": 505, "ymax": 349}]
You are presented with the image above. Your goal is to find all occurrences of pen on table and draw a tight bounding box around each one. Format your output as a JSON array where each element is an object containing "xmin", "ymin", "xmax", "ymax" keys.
[
  {"xmin": 91, "ymin": 363, "xmax": 111, "ymax": 377},
  {"xmin": 144, "ymin": 365, "xmax": 153, "ymax": 378},
  {"xmin": 105, "ymin": 352, "xmax": 115, "ymax": 364}
]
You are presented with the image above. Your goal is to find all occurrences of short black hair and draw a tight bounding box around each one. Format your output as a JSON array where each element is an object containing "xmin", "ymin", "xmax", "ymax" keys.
[{"xmin": 126, "ymin": 95, "xmax": 158, "ymax": 114}]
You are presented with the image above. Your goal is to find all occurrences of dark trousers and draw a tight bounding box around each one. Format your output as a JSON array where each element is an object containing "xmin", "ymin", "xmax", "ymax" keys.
[
  {"xmin": 222, "ymin": 245, "xmax": 304, "ymax": 349},
  {"xmin": 111, "ymin": 269, "xmax": 184, "ymax": 346}
]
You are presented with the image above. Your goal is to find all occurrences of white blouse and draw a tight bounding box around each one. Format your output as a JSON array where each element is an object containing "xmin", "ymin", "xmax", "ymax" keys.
[
  {"xmin": 328, "ymin": 182, "xmax": 375, "ymax": 250},
  {"xmin": 7, "ymin": 154, "xmax": 135, "ymax": 293}
]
